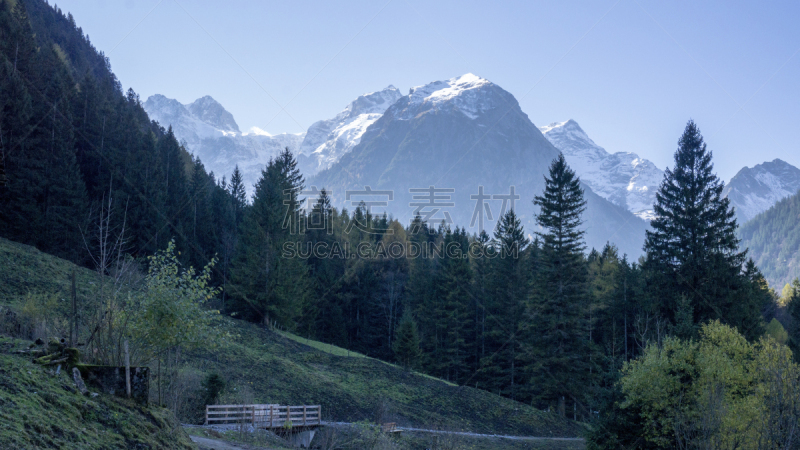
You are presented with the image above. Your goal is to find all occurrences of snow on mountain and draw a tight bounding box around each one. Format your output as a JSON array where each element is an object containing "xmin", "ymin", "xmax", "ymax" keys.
[
  {"xmin": 539, "ymin": 120, "xmax": 663, "ymax": 221},
  {"xmin": 402, "ymin": 73, "xmax": 493, "ymax": 120},
  {"xmin": 143, "ymin": 94, "xmax": 304, "ymax": 195},
  {"xmin": 299, "ymin": 85, "xmax": 402, "ymax": 175},
  {"xmin": 723, "ymin": 159, "xmax": 800, "ymax": 223},
  {"xmin": 187, "ymin": 96, "xmax": 240, "ymax": 133}
]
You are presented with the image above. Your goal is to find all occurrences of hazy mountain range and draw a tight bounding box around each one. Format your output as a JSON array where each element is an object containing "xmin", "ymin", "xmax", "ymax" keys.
[
  {"xmin": 143, "ymin": 94, "xmax": 304, "ymax": 195},
  {"xmin": 307, "ymin": 74, "xmax": 649, "ymax": 257},
  {"xmin": 143, "ymin": 74, "xmax": 800, "ymax": 261},
  {"xmin": 722, "ymin": 159, "xmax": 800, "ymax": 224},
  {"xmin": 298, "ymin": 86, "xmax": 404, "ymax": 176}
]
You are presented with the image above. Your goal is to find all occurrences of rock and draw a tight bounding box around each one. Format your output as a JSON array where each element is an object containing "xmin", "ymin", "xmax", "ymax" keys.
[
  {"xmin": 72, "ymin": 367, "xmax": 88, "ymax": 395},
  {"xmin": 79, "ymin": 365, "xmax": 150, "ymax": 405},
  {"xmin": 47, "ymin": 338, "xmax": 65, "ymax": 354}
]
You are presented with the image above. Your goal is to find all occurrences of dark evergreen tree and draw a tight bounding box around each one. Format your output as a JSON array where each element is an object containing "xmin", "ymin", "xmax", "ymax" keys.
[
  {"xmin": 228, "ymin": 148, "xmax": 310, "ymax": 328},
  {"xmin": 786, "ymin": 279, "xmax": 800, "ymax": 357},
  {"xmin": 406, "ymin": 215, "xmax": 439, "ymax": 359},
  {"xmin": 525, "ymin": 154, "xmax": 595, "ymax": 417},
  {"xmin": 210, "ymin": 175, "xmax": 235, "ymax": 313},
  {"xmin": 0, "ymin": 2, "xmax": 87, "ymax": 261},
  {"xmin": 428, "ymin": 226, "xmax": 473, "ymax": 383},
  {"xmin": 643, "ymin": 120, "xmax": 763, "ymax": 339},
  {"xmin": 479, "ymin": 209, "xmax": 529, "ymax": 399},
  {"xmin": 228, "ymin": 164, "xmax": 247, "ymax": 227},
  {"xmin": 393, "ymin": 310, "xmax": 421, "ymax": 369},
  {"xmin": 469, "ymin": 230, "xmax": 493, "ymax": 380}
]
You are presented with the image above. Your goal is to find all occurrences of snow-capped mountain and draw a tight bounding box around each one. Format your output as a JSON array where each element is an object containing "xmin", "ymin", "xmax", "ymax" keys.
[
  {"xmin": 298, "ymin": 85, "xmax": 403, "ymax": 175},
  {"xmin": 539, "ymin": 120, "xmax": 663, "ymax": 221},
  {"xmin": 401, "ymin": 73, "xmax": 494, "ymax": 120},
  {"xmin": 723, "ymin": 159, "xmax": 800, "ymax": 224},
  {"xmin": 143, "ymin": 94, "xmax": 305, "ymax": 195},
  {"xmin": 311, "ymin": 73, "xmax": 649, "ymax": 257}
]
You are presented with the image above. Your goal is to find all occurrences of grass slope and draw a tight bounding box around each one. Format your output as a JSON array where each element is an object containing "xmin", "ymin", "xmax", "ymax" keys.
[
  {"xmin": 193, "ymin": 318, "xmax": 581, "ymax": 438},
  {"xmin": 0, "ymin": 237, "xmax": 100, "ymax": 306},
  {"xmin": 0, "ymin": 237, "xmax": 584, "ymax": 442},
  {"xmin": 0, "ymin": 338, "xmax": 196, "ymax": 449}
]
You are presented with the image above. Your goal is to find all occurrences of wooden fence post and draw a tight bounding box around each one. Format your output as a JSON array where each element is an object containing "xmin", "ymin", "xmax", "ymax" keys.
[
  {"xmin": 124, "ymin": 339, "xmax": 131, "ymax": 398},
  {"xmin": 70, "ymin": 269, "xmax": 77, "ymax": 347},
  {"xmin": 303, "ymin": 405, "xmax": 307, "ymax": 426}
]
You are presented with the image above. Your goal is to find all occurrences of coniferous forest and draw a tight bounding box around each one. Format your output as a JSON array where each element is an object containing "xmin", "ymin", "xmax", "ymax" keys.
[{"xmin": 3, "ymin": 1, "xmax": 800, "ymax": 448}]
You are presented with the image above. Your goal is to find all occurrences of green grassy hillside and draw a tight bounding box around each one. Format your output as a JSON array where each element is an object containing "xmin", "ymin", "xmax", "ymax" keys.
[
  {"xmin": 0, "ymin": 338, "xmax": 196, "ymax": 449},
  {"xmin": 0, "ymin": 237, "xmax": 584, "ymax": 444},
  {"xmin": 190, "ymin": 319, "xmax": 581, "ymax": 438},
  {"xmin": 0, "ymin": 237, "xmax": 100, "ymax": 305}
]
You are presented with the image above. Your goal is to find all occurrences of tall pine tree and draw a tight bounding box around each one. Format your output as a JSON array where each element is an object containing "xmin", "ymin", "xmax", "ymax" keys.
[
  {"xmin": 229, "ymin": 148, "xmax": 310, "ymax": 328},
  {"xmin": 480, "ymin": 208, "xmax": 529, "ymax": 399},
  {"xmin": 525, "ymin": 154, "xmax": 596, "ymax": 417},
  {"xmin": 643, "ymin": 120, "xmax": 763, "ymax": 338}
]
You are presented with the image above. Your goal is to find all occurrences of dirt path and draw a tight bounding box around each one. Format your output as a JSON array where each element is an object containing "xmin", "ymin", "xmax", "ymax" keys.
[
  {"xmin": 324, "ymin": 422, "xmax": 584, "ymax": 442},
  {"xmin": 397, "ymin": 426, "xmax": 585, "ymax": 441},
  {"xmin": 189, "ymin": 435, "xmax": 277, "ymax": 450}
]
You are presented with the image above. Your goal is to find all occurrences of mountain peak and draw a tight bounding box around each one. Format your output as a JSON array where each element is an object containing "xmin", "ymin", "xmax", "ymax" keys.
[
  {"xmin": 187, "ymin": 95, "xmax": 240, "ymax": 133},
  {"xmin": 408, "ymin": 73, "xmax": 491, "ymax": 102},
  {"xmin": 539, "ymin": 119, "xmax": 663, "ymax": 220},
  {"xmin": 539, "ymin": 119, "xmax": 583, "ymax": 134},
  {"xmin": 724, "ymin": 158, "xmax": 800, "ymax": 223},
  {"xmin": 344, "ymin": 85, "xmax": 403, "ymax": 117},
  {"xmin": 402, "ymin": 73, "xmax": 496, "ymax": 120},
  {"xmin": 297, "ymin": 84, "xmax": 404, "ymax": 173},
  {"xmin": 539, "ymin": 119, "xmax": 594, "ymax": 146}
]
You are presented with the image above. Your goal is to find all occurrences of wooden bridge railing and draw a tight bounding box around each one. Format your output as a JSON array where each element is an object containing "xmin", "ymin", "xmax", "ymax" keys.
[{"xmin": 205, "ymin": 404, "xmax": 322, "ymax": 428}]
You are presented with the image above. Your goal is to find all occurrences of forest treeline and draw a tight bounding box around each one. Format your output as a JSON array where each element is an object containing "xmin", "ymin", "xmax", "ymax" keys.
[
  {"xmin": 739, "ymin": 187, "xmax": 800, "ymax": 290},
  {"xmin": 3, "ymin": 1, "xmax": 800, "ymax": 448}
]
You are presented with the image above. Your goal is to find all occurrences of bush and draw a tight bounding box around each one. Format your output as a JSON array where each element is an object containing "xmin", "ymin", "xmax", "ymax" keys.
[
  {"xmin": 201, "ymin": 372, "xmax": 226, "ymax": 406},
  {"xmin": 605, "ymin": 321, "xmax": 800, "ymax": 448}
]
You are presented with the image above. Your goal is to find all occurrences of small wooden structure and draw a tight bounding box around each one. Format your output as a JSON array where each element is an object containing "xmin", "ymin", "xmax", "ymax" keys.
[
  {"xmin": 205, "ymin": 404, "xmax": 322, "ymax": 429},
  {"xmin": 381, "ymin": 422, "xmax": 401, "ymax": 434}
]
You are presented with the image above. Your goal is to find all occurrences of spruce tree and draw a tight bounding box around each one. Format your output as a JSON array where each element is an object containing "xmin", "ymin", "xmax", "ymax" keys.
[
  {"xmin": 431, "ymin": 226, "xmax": 473, "ymax": 383},
  {"xmin": 393, "ymin": 310, "xmax": 422, "ymax": 369},
  {"xmin": 785, "ymin": 279, "xmax": 800, "ymax": 356},
  {"xmin": 525, "ymin": 154, "xmax": 595, "ymax": 416},
  {"xmin": 480, "ymin": 208, "xmax": 529, "ymax": 399},
  {"xmin": 643, "ymin": 120, "xmax": 756, "ymax": 337},
  {"xmin": 407, "ymin": 215, "xmax": 439, "ymax": 361},
  {"xmin": 469, "ymin": 230, "xmax": 493, "ymax": 380},
  {"xmin": 188, "ymin": 157, "xmax": 213, "ymax": 266},
  {"xmin": 228, "ymin": 165, "xmax": 247, "ymax": 227},
  {"xmin": 229, "ymin": 148, "xmax": 310, "ymax": 328}
]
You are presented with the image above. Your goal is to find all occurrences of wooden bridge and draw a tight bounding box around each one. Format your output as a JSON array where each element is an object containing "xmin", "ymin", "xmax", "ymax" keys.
[{"xmin": 204, "ymin": 404, "xmax": 322, "ymax": 430}]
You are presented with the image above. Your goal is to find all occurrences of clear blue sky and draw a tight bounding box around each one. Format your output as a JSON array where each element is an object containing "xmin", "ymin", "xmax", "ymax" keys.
[{"xmin": 55, "ymin": 0, "xmax": 800, "ymax": 180}]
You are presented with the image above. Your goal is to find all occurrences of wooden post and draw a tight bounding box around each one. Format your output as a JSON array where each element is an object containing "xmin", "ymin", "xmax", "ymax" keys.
[
  {"xmin": 124, "ymin": 339, "xmax": 131, "ymax": 398},
  {"xmin": 269, "ymin": 405, "xmax": 274, "ymax": 428},
  {"xmin": 303, "ymin": 405, "xmax": 307, "ymax": 426},
  {"xmin": 252, "ymin": 406, "xmax": 255, "ymax": 425},
  {"xmin": 70, "ymin": 269, "xmax": 77, "ymax": 347},
  {"xmin": 205, "ymin": 405, "xmax": 209, "ymax": 425}
]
